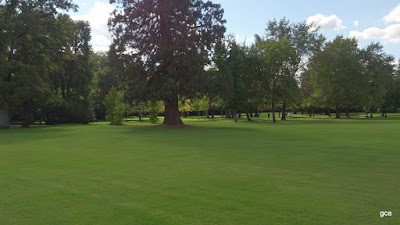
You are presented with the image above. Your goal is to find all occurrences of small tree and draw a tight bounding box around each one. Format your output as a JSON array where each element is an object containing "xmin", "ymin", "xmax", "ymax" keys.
[
  {"xmin": 104, "ymin": 87, "xmax": 125, "ymax": 125},
  {"xmin": 148, "ymin": 101, "xmax": 164, "ymax": 124},
  {"xmin": 129, "ymin": 101, "xmax": 148, "ymax": 122},
  {"xmin": 192, "ymin": 96, "xmax": 210, "ymax": 118},
  {"xmin": 179, "ymin": 99, "xmax": 192, "ymax": 118}
]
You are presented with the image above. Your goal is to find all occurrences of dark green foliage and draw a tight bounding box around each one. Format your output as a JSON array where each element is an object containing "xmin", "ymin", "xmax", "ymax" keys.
[
  {"xmin": 214, "ymin": 41, "xmax": 249, "ymax": 121},
  {"xmin": 104, "ymin": 87, "xmax": 125, "ymax": 125},
  {"xmin": 0, "ymin": 0, "xmax": 97, "ymax": 127},
  {"xmin": 265, "ymin": 18, "xmax": 324, "ymax": 120},
  {"xmin": 307, "ymin": 36, "xmax": 368, "ymax": 118},
  {"xmin": 360, "ymin": 43, "xmax": 395, "ymax": 116},
  {"xmin": 148, "ymin": 101, "xmax": 160, "ymax": 124},
  {"xmin": 90, "ymin": 52, "xmax": 121, "ymax": 120},
  {"xmin": 251, "ymin": 38, "xmax": 298, "ymax": 122},
  {"xmin": 52, "ymin": 19, "xmax": 95, "ymax": 124}
]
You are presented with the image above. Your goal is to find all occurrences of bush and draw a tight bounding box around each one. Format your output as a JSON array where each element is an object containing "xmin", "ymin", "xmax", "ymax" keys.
[
  {"xmin": 104, "ymin": 88, "xmax": 125, "ymax": 125},
  {"xmin": 148, "ymin": 100, "xmax": 160, "ymax": 123}
]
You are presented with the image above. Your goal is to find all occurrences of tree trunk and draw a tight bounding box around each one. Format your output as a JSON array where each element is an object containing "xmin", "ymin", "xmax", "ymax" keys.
[
  {"xmin": 205, "ymin": 110, "xmax": 209, "ymax": 119},
  {"xmin": 382, "ymin": 110, "xmax": 385, "ymax": 118},
  {"xmin": 346, "ymin": 107, "xmax": 350, "ymax": 118},
  {"xmin": 39, "ymin": 113, "xmax": 44, "ymax": 125},
  {"xmin": 234, "ymin": 110, "xmax": 238, "ymax": 122},
  {"xmin": 370, "ymin": 106, "xmax": 374, "ymax": 118},
  {"xmin": 160, "ymin": 0, "xmax": 183, "ymax": 126},
  {"xmin": 246, "ymin": 112, "xmax": 252, "ymax": 121},
  {"xmin": 272, "ymin": 102, "xmax": 276, "ymax": 123},
  {"xmin": 225, "ymin": 109, "xmax": 230, "ymax": 118},
  {"xmin": 0, "ymin": 107, "xmax": 10, "ymax": 129},
  {"xmin": 335, "ymin": 105, "xmax": 340, "ymax": 119},
  {"xmin": 0, "ymin": 77, "xmax": 10, "ymax": 129},
  {"xmin": 366, "ymin": 108, "xmax": 368, "ymax": 119},
  {"xmin": 163, "ymin": 98, "xmax": 183, "ymax": 125},
  {"xmin": 281, "ymin": 101, "xmax": 287, "ymax": 120},
  {"xmin": 22, "ymin": 101, "xmax": 34, "ymax": 128}
]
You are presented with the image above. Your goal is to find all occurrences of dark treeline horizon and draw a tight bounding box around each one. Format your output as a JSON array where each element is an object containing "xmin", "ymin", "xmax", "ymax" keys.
[{"xmin": 1, "ymin": 0, "xmax": 400, "ymax": 128}]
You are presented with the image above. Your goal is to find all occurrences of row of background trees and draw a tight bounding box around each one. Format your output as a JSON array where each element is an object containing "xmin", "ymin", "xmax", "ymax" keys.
[
  {"xmin": 0, "ymin": 0, "xmax": 94, "ymax": 127},
  {"xmin": 1, "ymin": 0, "xmax": 400, "ymax": 128}
]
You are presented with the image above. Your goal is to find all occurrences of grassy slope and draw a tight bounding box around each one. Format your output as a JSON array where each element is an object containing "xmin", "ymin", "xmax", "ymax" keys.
[{"xmin": 0, "ymin": 114, "xmax": 399, "ymax": 225}]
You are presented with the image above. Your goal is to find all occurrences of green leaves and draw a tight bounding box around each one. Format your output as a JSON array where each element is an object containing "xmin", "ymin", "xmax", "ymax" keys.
[
  {"xmin": 0, "ymin": 0, "xmax": 92, "ymax": 126},
  {"xmin": 104, "ymin": 87, "xmax": 125, "ymax": 125},
  {"xmin": 109, "ymin": 0, "xmax": 226, "ymax": 101}
]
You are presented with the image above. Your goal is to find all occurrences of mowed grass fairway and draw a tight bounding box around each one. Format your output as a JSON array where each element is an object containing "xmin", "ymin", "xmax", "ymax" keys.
[{"xmin": 1, "ymin": 115, "xmax": 399, "ymax": 225}]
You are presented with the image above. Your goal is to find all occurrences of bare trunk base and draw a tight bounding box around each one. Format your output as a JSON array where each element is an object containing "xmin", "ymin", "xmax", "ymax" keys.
[
  {"xmin": 272, "ymin": 102, "xmax": 276, "ymax": 123},
  {"xmin": 281, "ymin": 101, "xmax": 287, "ymax": 120},
  {"xmin": 22, "ymin": 102, "xmax": 34, "ymax": 128},
  {"xmin": 234, "ymin": 110, "xmax": 238, "ymax": 122},
  {"xmin": 370, "ymin": 107, "xmax": 374, "ymax": 118},
  {"xmin": 246, "ymin": 112, "xmax": 252, "ymax": 121},
  {"xmin": 335, "ymin": 105, "xmax": 340, "ymax": 119},
  {"xmin": 0, "ymin": 108, "xmax": 10, "ymax": 129},
  {"xmin": 163, "ymin": 100, "xmax": 183, "ymax": 126}
]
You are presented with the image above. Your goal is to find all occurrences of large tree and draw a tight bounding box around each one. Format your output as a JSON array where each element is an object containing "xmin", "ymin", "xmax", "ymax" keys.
[
  {"xmin": 360, "ymin": 43, "xmax": 395, "ymax": 118},
  {"xmin": 265, "ymin": 18, "xmax": 325, "ymax": 120},
  {"xmin": 308, "ymin": 36, "xmax": 368, "ymax": 118},
  {"xmin": 109, "ymin": 0, "xmax": 226, "ymax": 125},
  {"xmin": 214, "ymin": 41, "xmax": 248, "ymax": 122},
  {"xmin": 251, "ymin": 38, "xmax": 298, "ymax": 122},
  {"xmin": 0, "ymin": 0, "xmax": 78, "ymax": 128},
  {"xmin": 90, "ymin": 52, "xmax": 121, "ymax": 120}
]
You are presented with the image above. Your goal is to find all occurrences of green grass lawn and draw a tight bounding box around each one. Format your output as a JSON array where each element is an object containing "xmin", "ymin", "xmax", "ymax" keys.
[{"xmin": 1, "ymin": 114, "xmax": 399, "ymax": 224}]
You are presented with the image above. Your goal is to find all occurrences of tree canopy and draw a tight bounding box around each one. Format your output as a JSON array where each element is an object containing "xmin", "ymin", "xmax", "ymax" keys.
[{"xmin": 109, "ymin": 0, "xmax": 226, "ymax": 125}]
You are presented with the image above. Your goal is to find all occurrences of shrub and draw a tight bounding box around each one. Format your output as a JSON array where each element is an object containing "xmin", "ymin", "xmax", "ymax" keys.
[
  {"xmin": 148, "ymin": 100, "xmax": 160, "ymax": 123},
  {"xmin": 104, "ymin": 87, "xmax": 125, "ymax": 125}
]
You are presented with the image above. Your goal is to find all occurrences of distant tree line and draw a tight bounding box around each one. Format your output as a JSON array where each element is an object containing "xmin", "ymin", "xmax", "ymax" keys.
[
  {"xmin": 0, "ymin": 0, "xmax": 93, "ymax": 128},
  {"xmin": 1, "ymin": 0, "xmax": 400, "ymax": 128},
  {"xmin": 110, "ymin": 17, "xmax": 400, "ymax": 124}
]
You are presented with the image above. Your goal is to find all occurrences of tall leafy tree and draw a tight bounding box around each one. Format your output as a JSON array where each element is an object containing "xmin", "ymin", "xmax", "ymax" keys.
[
  {"xmin": 90, "ymin": 52, "xmax": 121, "ymax": 120},
  {"xmin": 0, "ymin": 0, "xmax": 78, "ymax": 128},
  {"xmin": 223, "ymin": 42, "xmax": 248, "ymax": 122},
  {"xmin": 265, "ymin": 18, "xmax": 325, "ymax": 120},
  {"xmin": 308, "ymin": 36, "xmax": 368, "ymax": 118},
  {"xmin": 109, "ymin": 0, "xmax": 226, "ymax": 125},
  {"xmin": 360, "ymin": 43, "xmax": 395, "ymax": 118},
  {"xmin": 251, "ymin": 37, "xmax": 298, "ymax": 122}
]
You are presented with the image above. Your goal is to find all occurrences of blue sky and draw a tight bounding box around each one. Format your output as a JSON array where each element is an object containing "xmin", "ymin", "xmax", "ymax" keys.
[{"xmin": 69, "ymin": 0, "xmax": 400, "ymax": 60}]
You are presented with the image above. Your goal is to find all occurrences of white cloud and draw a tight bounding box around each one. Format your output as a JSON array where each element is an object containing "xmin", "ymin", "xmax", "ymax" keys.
[
  {"xmin": 383, "ymin": 4, "xmax": 400, "ymax": 23},
  {"xmin": 353, "ymin": 20, "xmax": 359, "ymax": 27},
  {"xmin": 306, "ymin": 13, "xmax": 346, "ymax": 31},
  {"xmin": 349, "ymin": 24, "xmax": 400, "ymax": 44},
  {"xmin": 72, "ymin": 1, "xmax": 114, "ymax": 52}
]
